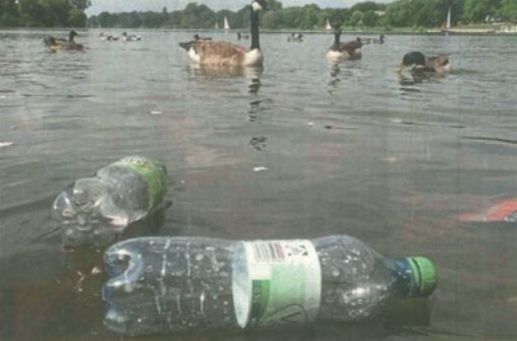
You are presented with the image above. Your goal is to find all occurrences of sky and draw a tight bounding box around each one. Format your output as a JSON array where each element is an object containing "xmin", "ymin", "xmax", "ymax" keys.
[{"xmin": 86, "ymin": 0, "xmax": 394, "ymax": 15}]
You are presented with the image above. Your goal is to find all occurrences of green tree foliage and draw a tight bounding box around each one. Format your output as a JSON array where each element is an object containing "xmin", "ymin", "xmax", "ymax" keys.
[
  {"xmin": 385, "ymin": 0, "xmax": 464, "ymax": 28},
  {"xmin": 2, "ymin": 0, "xmax": 516, "ymax": 29},
  {"xmin": 349, "ymin": 10, "xmax": 364, "ymax": 26},
  {"xmin": 350, "ymin": 1, "xmax": 386, "ymax": 13},
  {"xmin": 499, "ymin": 0, "xmax": 517, "ymax": 22},
  {"xmin": 85, "ymin": 0, "xmax": 517, "ymax": 30},
  {"xmin": 463, "ymin": 0, "xmax": 501, "ymax": 23},
  {"xmin": 68, "ymin": 8, "xmax": 87, "ymax": 27},
  {"xmin": 69, "ymin": 0, "xmax": 91, "ymax": 11},
  {"xmin": 0, "ymin": 0, "xmax": 89, "ymax": 27},
  {"xmin": 0, "ymin": 0, "xmax": 20, "ymax": 26},
  {"xmin": 362, "ymin": 10, "xmax": 378, "ymax": 27}
]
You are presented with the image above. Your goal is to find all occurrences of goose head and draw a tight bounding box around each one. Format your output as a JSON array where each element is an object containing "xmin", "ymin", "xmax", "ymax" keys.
[
  {"xmin": 400, "ymin": 51, "xmax": 426, "ymax": 72},
  {"xmin": 69, "ymin": 30, "xmax": 79, "ymax": 41}
]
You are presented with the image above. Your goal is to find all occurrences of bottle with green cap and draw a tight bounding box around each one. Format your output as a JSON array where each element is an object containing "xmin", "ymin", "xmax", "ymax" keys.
[
  {"xmin": 52, "ymin": 156, "xmax": 167, "ymax": 248},
  {"xmin": 102, "ymin": 234, "xmax": 437, "ymax": 336}
]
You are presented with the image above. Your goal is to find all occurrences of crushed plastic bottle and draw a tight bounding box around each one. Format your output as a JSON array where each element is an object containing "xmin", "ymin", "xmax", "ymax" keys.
[
  {"xmin": 52, "ymin": 156, "xmax": 167, "ymax": 248},
  {"xmin": 102, "ymin": 235, "xmax": 437, "ymax": 336}
]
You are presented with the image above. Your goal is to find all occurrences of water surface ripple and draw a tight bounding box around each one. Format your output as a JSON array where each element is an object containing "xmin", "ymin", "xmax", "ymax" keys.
[{"xmin": 1, "ymin": 30, "xmax": 517, "ymax": 340}]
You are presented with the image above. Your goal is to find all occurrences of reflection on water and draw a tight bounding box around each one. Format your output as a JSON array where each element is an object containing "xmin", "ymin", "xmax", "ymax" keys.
[
  {"xmin": 187, "ymin": 63, "xmax": 263, "ymax": 94},
  {"xmin": 397, "ymin": 70, "xmax": 447, "ymax": 87},
  {"xmin": 328, "ymin": 63, "xmax": 341, "ymax": 91},
  {"xmin": 188, "ymin": 63, "xmax": 263, "ymax": 79},
  {"xmin": 247, "ymin": 98, "xmax": 273, "ymax": 122},
  {"xmin": 249, "ymin": 136, "xmax": 267, "ymax": 151},
  {"xmin": 1, "ymin": 30, "xmax": 517, "ymax": 340}
]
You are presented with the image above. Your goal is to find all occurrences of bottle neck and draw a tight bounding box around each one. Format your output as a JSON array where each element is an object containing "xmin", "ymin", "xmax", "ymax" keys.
[
  {"xmin": 73, "ymin": 177, "xmax": 108, "ymax": 211},
  {"xmin": 391, "ymin": 258, "xmax": 424, "ymax": 298}
]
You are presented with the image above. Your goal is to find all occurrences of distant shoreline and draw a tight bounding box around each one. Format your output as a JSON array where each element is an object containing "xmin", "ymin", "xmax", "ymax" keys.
[{"xmin": 1, "ymin": 27, "xmax": 516, "ymax": 36}]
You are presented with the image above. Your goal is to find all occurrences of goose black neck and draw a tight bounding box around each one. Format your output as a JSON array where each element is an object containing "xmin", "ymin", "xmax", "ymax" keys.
[
  {"xmin": 332, "ymin": 31, "xmax": 341, "ymax": 50},
  {"xmin": 250, "ymin": 7, "xmax": 260, "ymax": 50}
]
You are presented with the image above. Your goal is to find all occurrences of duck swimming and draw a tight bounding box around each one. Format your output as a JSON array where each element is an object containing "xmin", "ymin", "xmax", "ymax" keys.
[
  {"xmin": 399, "ymin": 51, "xmax": 451, "ymax": 74},
  {"xmin": 99, "ymin": 32, "xmax": 119, "ymax": 41},
  {"xmin": 287, "ymin": 33, "xmax": 303, "ymax": 42},
  {"xmin": 326, "ymin": 31, "xmax": 362, "ymax": 62},
  {"xmin": 179, "ymin": 0, "xmax": 267, "ymax": 67},
  {"xmin": 122, "ymin": 32, "xmax": 142, "ymax": 42},
  {"xmin": 43, "ymin": 31, "xmax": 83, "ymax": 51}
]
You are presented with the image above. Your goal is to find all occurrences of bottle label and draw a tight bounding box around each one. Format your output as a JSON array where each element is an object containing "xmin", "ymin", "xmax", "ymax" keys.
[
  {"xmin": 237, "ymin": 240, "xmax": 321, "ymax": 327},
  {"xmin": 115, "ymin": 157, "xmax": 167, "ymax": 209}
]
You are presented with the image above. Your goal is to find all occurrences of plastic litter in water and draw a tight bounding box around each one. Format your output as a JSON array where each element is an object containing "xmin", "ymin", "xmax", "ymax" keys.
[
  {"xmin": 253, "ymin": 166, "xmax": 267, "ymax": 172},
  {"xmin": 0, "ymin": 141, "xmax": 14, "ymax": 148},
  {"xmin": 101, "ymin": 235, "xmax": 437, "ymax": 336},
  {"xmin": 459, "ymin": 199, "xmax": 517, "ymax": 222},
  {"xmin": 52, "ymin": 156, "xmax": 168, "ymax": 248},
  {"xmin": 150, "ymin": 110, "xmax": 163, "ymax": 115}
]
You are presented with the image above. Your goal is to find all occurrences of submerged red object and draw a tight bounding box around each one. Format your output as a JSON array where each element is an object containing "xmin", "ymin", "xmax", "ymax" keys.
[{"xmin": 460, "ymin": 199, "xmax": 517, "ymax": 222}]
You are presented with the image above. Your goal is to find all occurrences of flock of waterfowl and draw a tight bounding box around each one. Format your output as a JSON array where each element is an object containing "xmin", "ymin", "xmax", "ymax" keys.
[
  {"xmin": 99, "ymin": 31, "xmax": 142, "ymax": 41},
  {"xmin": 43, "ymin": 0, "xmax": 451, "ymax": 75}
]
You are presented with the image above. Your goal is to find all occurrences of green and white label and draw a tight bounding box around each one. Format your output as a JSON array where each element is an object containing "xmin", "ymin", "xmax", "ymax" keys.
[
  {"xmin": 233, "ymin": 240, "xmax": 321, "ymax": 328},
  {"xmin": 115, "ymin": 156, "xmax": 167, "ymax": 209}
]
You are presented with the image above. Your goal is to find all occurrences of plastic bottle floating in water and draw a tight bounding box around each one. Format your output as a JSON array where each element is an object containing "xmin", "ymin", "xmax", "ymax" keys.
[
  {"xmin": 102, "ymin": 235, "xmax": 437, "ymax": 336},
  {"xmin": 52, "ymin": 156, "xmax": 168, "ymax": 248}
]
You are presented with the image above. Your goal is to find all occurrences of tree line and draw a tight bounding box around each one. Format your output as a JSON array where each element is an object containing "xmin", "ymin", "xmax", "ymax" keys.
[
  {"xmin": 1, "ymin": 0, "xmax": 517, "ymax": 29},
  {"xmin": 88, "ymin": 0, "xmax": 517, "ymax": 30},
  {"xmin": 0, "ymin": 0, "xmax": 90, "ymax": 27}
]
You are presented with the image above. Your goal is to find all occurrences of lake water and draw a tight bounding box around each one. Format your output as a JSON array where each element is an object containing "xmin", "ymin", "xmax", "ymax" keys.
[{"xmin": 1, "ymin": 29, "xmax": 517, "ymax": 340}]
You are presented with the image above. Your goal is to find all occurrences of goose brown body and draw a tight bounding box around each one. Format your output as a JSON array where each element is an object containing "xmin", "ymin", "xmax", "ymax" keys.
[
  {"xmin": 326, "ymin": 31, "xmax": 363, "ymax": 62},
  {"xmin": 44, "ymin": 31, "xmax": 83, "ymax": 51},
  {"xmin": 190, "ymin": 41, "xmax": 250, "ymax": 66},
  {"xmin": 179, "ymin": 0, "xmax": 266, "ymax": 67},
  {"xmin": 336, "ymin": 38, "xmax": 363, "ymax": 59},
  {"xmin": 400, "ymin": 52, "xmax": 451, "ymax": 74}
]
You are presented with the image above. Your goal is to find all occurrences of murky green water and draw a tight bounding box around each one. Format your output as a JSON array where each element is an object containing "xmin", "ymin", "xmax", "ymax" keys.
[{"xmin": 1, "ymin": 30, "xmax": 517, "ymax": 340}]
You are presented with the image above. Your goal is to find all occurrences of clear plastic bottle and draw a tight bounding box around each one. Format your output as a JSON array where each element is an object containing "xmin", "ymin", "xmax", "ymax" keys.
[
  {"xmin": 52, "ymin": 156, "xmax": 167, "ymax": 248},
  {"xmin": 102, "ymin": 235, "xmax": 437, "ymax": 336}
]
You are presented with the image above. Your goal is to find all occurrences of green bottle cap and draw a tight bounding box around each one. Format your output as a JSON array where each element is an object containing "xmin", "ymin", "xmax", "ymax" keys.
[{"xmin": 406, "ymin": 257, "xmax": 437, "ymax": 297}]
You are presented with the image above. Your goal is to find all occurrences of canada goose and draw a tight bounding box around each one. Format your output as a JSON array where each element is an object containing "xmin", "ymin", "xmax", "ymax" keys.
[
  {"xmin": 362, "ymin": 34, "xmax": 384, "ymax": 45},
  {"xmin": 287, "ymin": 33, "xmax": 303, "ymax": 42},
  {"xmin": 326, "ymin": 31, "xmax": 362, "ymax": 62},
  {"xmin": 43, "ymin": 31, "xmax": 83, "ymax": 51},
  {"xmin": 237, "ymin": 32, "xmax": 250, "ymax": 40},
  {"xmin": 179, "ymin": 0, "xmax": 267, "ymax": 67},
  {"xmin": 399, "ymin": 51, "xmax": 451, "ymax": 74},
  {"xmin": 373, "ymin": 34, "xmax": 385, "ymax": 44},
  {"xmin": 122, "ymin": 32, "xmax": 142, "ymax": 41},
  {"xmin": 193, "ymin": 34, "xmax": 212, "ymax": 41}
]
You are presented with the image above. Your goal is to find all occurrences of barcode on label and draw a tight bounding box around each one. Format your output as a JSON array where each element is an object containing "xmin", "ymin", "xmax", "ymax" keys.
[{"xmin": 253, "ymin": 242, "xmax": 285, "ymax": 262}]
